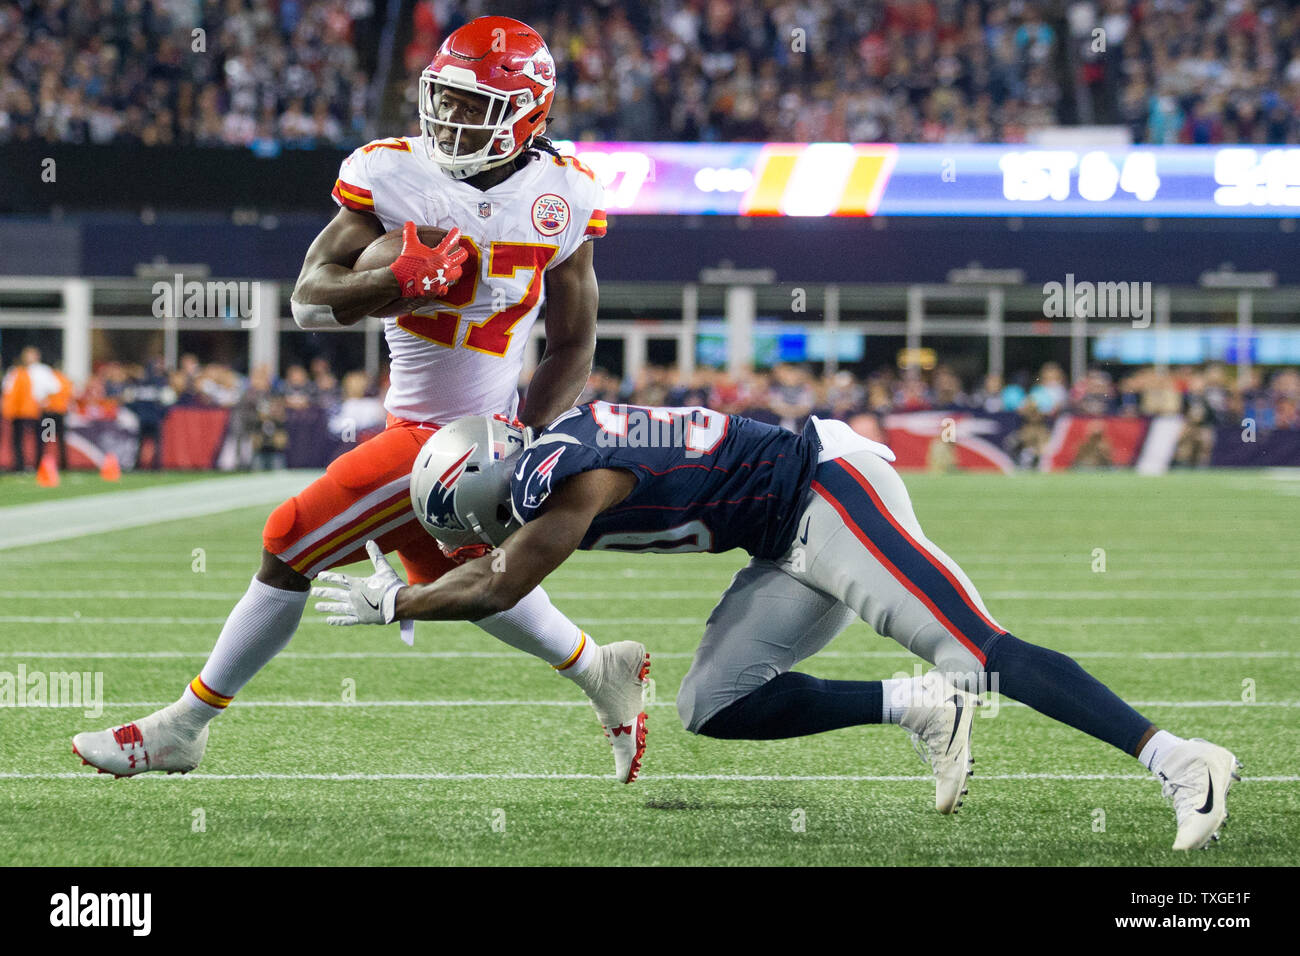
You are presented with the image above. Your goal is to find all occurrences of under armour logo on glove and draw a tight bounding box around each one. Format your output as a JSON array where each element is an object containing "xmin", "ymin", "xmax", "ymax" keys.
[{"xmin": 390, "ymin": 222, "xmax": 468, "ymax": 299}]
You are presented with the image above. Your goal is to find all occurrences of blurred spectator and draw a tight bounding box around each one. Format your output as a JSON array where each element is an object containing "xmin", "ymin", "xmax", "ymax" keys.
[
  {"xmin": 234, "ymin": 365, "xmax": 285, "ymax": 470},
  {"xmin": 1029, "ymin": 362, "xmax": 1069, "ymax": 414},
  {"xmin": 821, "ymin": 370, "xmax": 866, "ymax": 419},
  {"xmin": 2, "ymin": 346, "xmax": 59, "ymax": 471},
  {"xmin": 122, "ymin": 357, "xmax": 175, "ymax": 470},
  {"xmin": 895, "ymin": 373, "xmax": 932, "ymax": 411},
  {"xmin": 281, "ymin": 364, "xmax": 317, "ymax": 410},
  {"xmin": 666, "ymin": 367, "xmax": 715, "ymax": 407},
  {"xmin": 931, "ymin": 365, "xmax": 969, "ymax": 409},
  {"xmin": 1070, "ymin": 368, "xmax": 1117, "ymax": 416},
  {"xmin": 970, "ymin": 372, "xmax": 1006, "ymax": 413},
  {"xmin": 1005, "ymin": 398, "xmax": 1051, "ymax": 468},
  {"xmin": 44, "ymin": 361, "xmax": 75, "ymax": 470},
  {"xmin": 1072, "ymin": 420, "xmax": 1114, "ymax": 469},
  {"xmin": 328, "ymin": 369, "xmax": 386, "ymax": 440},
  {"xmin": 766, "ymin": 363, "xmax": 816, "ymax": 430},
  {"xmin": 1173, "ymin": 403, "xmax": 1215, "ymax": 467}
]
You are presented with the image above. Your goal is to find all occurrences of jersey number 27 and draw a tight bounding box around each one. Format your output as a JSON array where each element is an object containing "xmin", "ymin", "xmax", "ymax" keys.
[{"xmin": 397, "ymin": 240, "xmax": 557, "ymax": 357}]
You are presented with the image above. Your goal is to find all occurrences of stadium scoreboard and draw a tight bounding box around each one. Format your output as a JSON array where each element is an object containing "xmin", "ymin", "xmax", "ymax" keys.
[{"xmin": 554, "ymin": 142, "xmax": 1300, "ymax": 218}]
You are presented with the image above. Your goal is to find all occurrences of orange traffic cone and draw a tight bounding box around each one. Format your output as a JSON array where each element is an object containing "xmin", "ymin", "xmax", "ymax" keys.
[
  {"xmin": 36, "ymin": 450, "xmax": 60, "ymax": 488},
  {"xmin": 100, "ymin": 452, "xmax": 121, "ymax": 482}
]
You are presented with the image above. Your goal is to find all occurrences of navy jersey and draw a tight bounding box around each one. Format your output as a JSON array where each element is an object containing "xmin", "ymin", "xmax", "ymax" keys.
[{"xmin": 510, "ymin": 401, "xmax": 819, "ymax": 559}]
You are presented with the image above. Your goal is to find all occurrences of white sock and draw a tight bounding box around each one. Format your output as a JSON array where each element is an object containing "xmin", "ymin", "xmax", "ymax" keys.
[
  {"xmin": 881, "ymin": 675, "xmax": 926, "ymax": 724},
  {"xmin": 473, "ymin": 585, "xmax": 596, "ymax": 675},
  {"xmin": 1138, "ymin": 729, "xmax": 1184, "ymax": 772},
  {"xmin": 181, "ymin": 576, "xmax": 308, "ymax": 723}
]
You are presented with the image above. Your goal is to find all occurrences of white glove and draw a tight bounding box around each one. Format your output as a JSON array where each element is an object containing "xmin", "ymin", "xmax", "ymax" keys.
[{"xmin": 311, "ymin": 540, "xmax": 404, "ymax": 626}]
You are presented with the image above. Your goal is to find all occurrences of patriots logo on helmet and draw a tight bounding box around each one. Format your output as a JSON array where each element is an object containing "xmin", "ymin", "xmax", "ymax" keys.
[
  {"xmin": 421, "ymin": 444, "xmax": 477, "ymax": 531},
  {"xmin": 522, "ymin": 447, "xmax": 564, "ymax": 509}
]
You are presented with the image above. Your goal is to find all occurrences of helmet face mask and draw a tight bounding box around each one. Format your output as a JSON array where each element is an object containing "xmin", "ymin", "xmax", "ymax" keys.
[
  {"xmin": 410, "ymin": 416, "xmax": 526, "ymax": 550},
  {"xmin": 418, "ymin": 17, "xmax": 556, "ymax": 180}
]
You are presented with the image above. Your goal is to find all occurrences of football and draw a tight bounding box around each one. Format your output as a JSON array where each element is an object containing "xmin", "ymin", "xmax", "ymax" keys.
[{"xmin": 351, "ymin": 224, "xmax": 458, "ymax": 317}]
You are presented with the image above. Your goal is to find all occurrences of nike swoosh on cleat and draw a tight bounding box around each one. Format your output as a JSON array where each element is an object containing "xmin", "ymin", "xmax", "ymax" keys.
[
  {"xmin": 1196, "ymin": 773, "xmax": 1214, "ymax": 814},
  {"xmin": 946, "ymin": 696, "xmax": 962, "ymax": 753}
]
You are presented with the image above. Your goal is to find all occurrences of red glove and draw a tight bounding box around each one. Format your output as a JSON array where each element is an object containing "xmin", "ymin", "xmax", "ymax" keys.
[
  {"xmin": 439, "ymin": 542, "xmax": 493, "ymax": 565},
  {"xmin": 389, "ymin": 222, "xmax": 469, "ymax": 299}
]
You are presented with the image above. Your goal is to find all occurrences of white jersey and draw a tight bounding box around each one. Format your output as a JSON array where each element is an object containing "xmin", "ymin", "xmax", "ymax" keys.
[{"xmin": 331, "ymin": 136, "xmax": 606, "ymax": 424}]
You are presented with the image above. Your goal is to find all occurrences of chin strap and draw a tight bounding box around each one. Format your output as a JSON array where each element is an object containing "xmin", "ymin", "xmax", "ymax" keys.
[{"xmin": 435, "ymin": 137, "xmax": 534, "ymax": 181}]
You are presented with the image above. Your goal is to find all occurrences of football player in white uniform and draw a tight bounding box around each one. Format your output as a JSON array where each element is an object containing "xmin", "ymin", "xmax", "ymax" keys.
[{"xmin": 72, "ymin": 17, "xmax": 649, "ymax": 784}]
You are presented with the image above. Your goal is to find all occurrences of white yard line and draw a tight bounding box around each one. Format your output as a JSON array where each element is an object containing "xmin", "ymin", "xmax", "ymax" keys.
[
  {"xmin": 0, "ymin": 615, "xmax": 706, "ymax": 626},
  {"xmin": 4, "ymin": 613, "xmax": 1298, "ymax": 627},
  {"xmin": 0, "ymin": 771, "xmax": 1294, "ymax": 783},
  {"xmin": 0, "ymin": 472, "xmax": 319, "ymax": 550},
  {"xmin": 2, "ymin": 590, "xmax": 1299, "ymax": 605},
  {"xmin": 0, "ymin": 648, "xmax": 1295, "ymax": 661},
  {"xmin": 18, "ymin": 698, "xmax": 1298, "ymax": 709},
  {"xmin": 8, "ymin": 580, "xmax": 1300, "ymax": 600}
]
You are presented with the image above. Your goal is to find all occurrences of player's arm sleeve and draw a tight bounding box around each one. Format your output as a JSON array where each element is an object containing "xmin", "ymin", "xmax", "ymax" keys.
[
  {"xmin": 583, "ymin": 201, "xmax": 606, "ymax": 239},
  {"xmin": 550, "ymin": 166, "xmax": 607, "ymax": 267},
  {"xmin": 580, "ymin": 174, "xmax": 607, "ymax": 242},
  {"xmin": 331, "ymin": 145, "xmax": 375, "ymax": 213}
]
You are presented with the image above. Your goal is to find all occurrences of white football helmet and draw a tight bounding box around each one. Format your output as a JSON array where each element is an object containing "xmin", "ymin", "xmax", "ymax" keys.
[{"xmin": 410, "ymin": 415, "xmax": 526, "ymax": 549}]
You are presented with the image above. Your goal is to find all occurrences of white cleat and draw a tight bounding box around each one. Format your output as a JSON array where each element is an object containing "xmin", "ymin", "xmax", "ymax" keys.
[
  {"xmin": 1158, "ymin": 738, "xmax": 1241, "ymax": 850},
  {"xmin": 72, "ymin": 701, "xmax": 209, "ymax": 778},
  {"xmin": 581, "ymin": 641, "xmax": 650, "ymax": 784},
  {"xmin": 899, "ymin": 671, "xmax": 980, "ymax": 814}
]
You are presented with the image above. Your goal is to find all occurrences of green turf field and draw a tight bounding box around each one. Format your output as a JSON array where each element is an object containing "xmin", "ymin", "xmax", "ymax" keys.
[
  {"xmin": 0, "ymin": 470, "xmax": 220, "ymax": 506},
  {"xmin": 1, "ymin": 469, "xmax": 1296, "ymax": 865}
]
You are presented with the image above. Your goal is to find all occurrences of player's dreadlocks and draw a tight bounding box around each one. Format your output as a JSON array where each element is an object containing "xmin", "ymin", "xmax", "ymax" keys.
[{"xmin": 526, "ymin": 134, "xmax": 563, "ymax": 161}]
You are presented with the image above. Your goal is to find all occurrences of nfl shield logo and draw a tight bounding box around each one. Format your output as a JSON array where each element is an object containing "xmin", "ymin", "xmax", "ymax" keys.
[{"xmin": 478, "ymin": 202, "xmax": 492, "ymax": 219}]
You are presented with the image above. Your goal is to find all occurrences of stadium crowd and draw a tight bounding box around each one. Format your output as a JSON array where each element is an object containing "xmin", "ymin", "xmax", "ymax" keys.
[
  {"xmin": 401, "ymin": 0, "xmax": 1300, "ymax": 144},
  {"xmin": 0, "ymin": 0, "xmax": 374, "ymax": 148},
  {"xmin": 6, "ymin": 1, "xmax": 1299, "ymax": 148},
  {"xmin": 5, "ymin": 347, "xmax": 1296, "ymax": 472},
  {"xmin": 580, "ymin": 358, "xmax": 1300, "ymax": 467}
]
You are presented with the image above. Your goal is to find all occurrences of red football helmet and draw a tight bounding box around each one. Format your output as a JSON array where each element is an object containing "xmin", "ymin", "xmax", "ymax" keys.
[{"xmin": 419, "ymin": 16, "xmax": 557, "ymax": 179}]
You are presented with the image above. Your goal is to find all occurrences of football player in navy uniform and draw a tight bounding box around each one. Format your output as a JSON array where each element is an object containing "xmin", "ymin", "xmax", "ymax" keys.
[{"xmin": 313, "ymin": 402, "xmax": 1241, "ymax": 849}]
